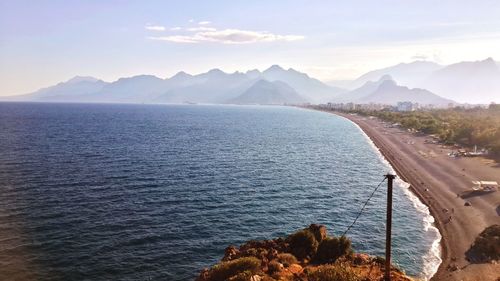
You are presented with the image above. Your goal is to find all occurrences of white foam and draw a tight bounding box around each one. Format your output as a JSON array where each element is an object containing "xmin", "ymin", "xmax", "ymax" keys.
[{"xmin": 340, "ymin": 115, "xmax": 442, "ymax": 280}]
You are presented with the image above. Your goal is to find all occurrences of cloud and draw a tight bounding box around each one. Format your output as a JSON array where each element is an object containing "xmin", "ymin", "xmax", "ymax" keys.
[
  {"xmin": 148, "ymin": 28, "xmax": 304, "ymax": 44},
  {"xmin": 411, "ymin": 51, "xmax": 443, "ymax": 62},
  {"xmin": 200, "ymin": 29, "xmax": 304, "ymax": 43},
  {"xmin": 411, "ymin": 54, "xmax": 429, "ymax": 60},
  {"xmin": 148, "ymin": 35, "xmax": 198, "ymax": 43},
  {"xmin": 198, "ymin": 21, "xmax": 211, "ymax": 25},
  {"xmin": 145, "ymin": 25, "xmax": 166, "ymax": 31},
  {"xmin": 187, "ymin": 27, "xmax": 217, "ymax": 32},
  {"xmin": 170, "ymin": 27, "xmax": 182, "ymax": 31}
]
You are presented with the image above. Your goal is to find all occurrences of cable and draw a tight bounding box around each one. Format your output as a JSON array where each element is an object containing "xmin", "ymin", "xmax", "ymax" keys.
[{"xmin": 341, "ymin": 177, "xmax": 387, "ymax": 237}]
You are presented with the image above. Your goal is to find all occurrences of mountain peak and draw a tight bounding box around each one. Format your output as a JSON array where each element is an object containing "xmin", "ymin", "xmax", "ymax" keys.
[
  {"xmin": 464, "ymin": 57, "xmax": 497, "ymax": 67},
  {"xmin": 229, "ymin": 79, "xmax": 305, "ymax": 105},
  {"xmin": 246, "ymin": 69, "xmax": 260, "ymax": 74},
  {"xmin": 379, "ymin": 74, "xmax": 394, "ymax": 82},
  {"xmin": 378, "ymin": 79, "xmax": 398, "ymax": 88},
  {"xmin": 207, "ymin": 68, "xmax": 225, "ymax": 75},
  {"xmin": 66, "ymin": 76, "xmax": 99, "ymax": 84},
  {"xmin": 265, "ymin": 65, "xmax": 285, "ymax": 72},
  {"xmin": 479, "ymin": 57, "xmax": 497, "ymax": 67},
  {"xmin": 171, "ymin": 71, "xmax": 192, "ymax": 79}
]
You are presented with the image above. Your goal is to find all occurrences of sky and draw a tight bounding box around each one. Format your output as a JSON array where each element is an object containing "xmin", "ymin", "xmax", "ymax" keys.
[{"xmin": 1, "ymin": 0, "xmax": 500, "ymax": 96}]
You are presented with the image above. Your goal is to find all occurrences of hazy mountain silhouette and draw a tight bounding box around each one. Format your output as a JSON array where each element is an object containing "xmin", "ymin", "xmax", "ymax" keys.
[
  {"xmin": 10, "ymin": 76, "xmax": 107, "ymax": 102},
  {"xmin": 350, "ymin": 58, "xmax": 500, "ymax": 103},
  {"xmin": 334, "ymin": 76, "xmax": 453, "ymax": 105},
  {"xmin": 6, "ymin": 59, "xmax": 497, "ymax": 105},
  {"xmin": 155, "ymin": 70, "xmax": 254, "ymax": 104},
  {"xmin": 333, "ymin": 75, "xmax": 394, "ymax": 102},
  {"xmin": 10, "ymin": 65, "xmax": 341, "ymax": 104},
  {"xmin": 92, "ymin": 75, "xmax": 168, "ymax": 103},
  {"xmin": 229, "ymin": 80, "xmax": 306, "ymax": 105},
  {"xmin": 350, "ymin": 61, "xmax": 443, "ymax": 89},
  {"xmin": 261, "ymin": 65, "xmax": 346, "ymax": 102},
  {"xmin": 422, "ymin": 58, "xmax": 500, "ymax": 103},
  {"xmin": 360, "ymin": 79, "xmax": 453, "ymax": 105}
]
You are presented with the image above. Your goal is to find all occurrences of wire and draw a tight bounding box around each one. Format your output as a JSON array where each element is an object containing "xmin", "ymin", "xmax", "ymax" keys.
[{"xmin": 341, "ymin": 177, "xmax": 387, "ymax": 237}]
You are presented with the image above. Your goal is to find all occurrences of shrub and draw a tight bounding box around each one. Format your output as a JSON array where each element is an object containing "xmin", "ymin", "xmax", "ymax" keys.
[
  {"xmin": 227, "ymin": 271, "xmax": 253, "ymax": 281},
  {"xmin": 243, "ymin": 247, "xmax": 268, "ymax": 259},
  {"xmin": 307, "ymin": 264, "xmax": 360, "ymax": 281},
  {"xmin": 314, "ymin": 236, "xmax": 353, "ymax": 264},
  {"xmin": 287, "ymin": 229, "xmax": 319, "ymax": 260},
  {"xmin": 373, "ymin": 256, "xmax": 385, "ymax": 265},
  {"xmin": 276, "ymin": 253, "xmax": 298, "ymax": 267},
  {"xmin": 206, "ymin": 257, "xmax": 261, "ymax": 281},
  {"xmin": 267, "ymin": 260, "xmax": 283, "ymax": 274},
  {"xmin": 466, "ymin": 224, "xmax": 500, "ymax": 262}
]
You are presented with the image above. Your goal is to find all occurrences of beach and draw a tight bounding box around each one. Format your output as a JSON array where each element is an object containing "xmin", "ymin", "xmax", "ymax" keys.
[{"xmin": 324, "ymin": 111, "xmax": 500, "ymax": 280}]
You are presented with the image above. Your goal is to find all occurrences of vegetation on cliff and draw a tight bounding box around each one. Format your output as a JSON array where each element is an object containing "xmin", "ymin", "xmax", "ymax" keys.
[{"xmin": 196, "ymin": 224, "xmax": 412, "ymax": 281}]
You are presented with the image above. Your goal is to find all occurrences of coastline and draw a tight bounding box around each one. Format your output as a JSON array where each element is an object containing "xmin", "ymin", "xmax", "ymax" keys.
[
  {"xmin": 308, "ymin": 108, "xmax": 500, "ymax": 281},
  {"xmin": 349, "ymin": 115, "xmax": 443, "ymax": 279},
  {"xmin": 339, "ymin": 113, "xmax": 443, "ymax": 280}
]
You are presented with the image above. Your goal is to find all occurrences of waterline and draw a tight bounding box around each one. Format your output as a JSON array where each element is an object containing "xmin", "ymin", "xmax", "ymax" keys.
[{"xmin": 337, "ymin": 113, "xmax": 443, "ymax": 280}]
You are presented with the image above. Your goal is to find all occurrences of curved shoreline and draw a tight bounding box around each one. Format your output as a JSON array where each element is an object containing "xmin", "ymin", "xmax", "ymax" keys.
[
  {"xmin": 332, "ymin": 111, "xmax": 451, "ymax": 280},
  {"xmin": 347, "ymin": 115, "xmax": 443, "ymax": 279},
  {"xmin": 304, "ymin": 108, "xmax": 500, "ymax": 281}
]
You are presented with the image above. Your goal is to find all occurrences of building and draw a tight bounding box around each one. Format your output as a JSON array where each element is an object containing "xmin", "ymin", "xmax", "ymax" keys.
[{"xmin": 396, "ymin": 101, "xmax": 416, "ymax": 112}]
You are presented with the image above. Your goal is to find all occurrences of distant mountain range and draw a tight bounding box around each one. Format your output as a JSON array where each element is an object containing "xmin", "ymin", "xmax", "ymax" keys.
[
  {"xmin": 335, "ymin": 58, "xmax": 500, "ymax": 104},
  {"xmin": 5, "ymin": 65, "xmax": 345, "ymax": 105},
  {"xmin": 333, "ymin": 76, "xmax": 453, "ymax": 106},
  {"xmin": 3, "ymin": 58, "xmax": 499, "ymax": 105}
]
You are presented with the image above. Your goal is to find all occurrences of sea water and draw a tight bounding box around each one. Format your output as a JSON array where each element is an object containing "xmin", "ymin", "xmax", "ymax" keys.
[{"xmin": 0, "ymin": 103, "xmax": 440, "ymax": 280}]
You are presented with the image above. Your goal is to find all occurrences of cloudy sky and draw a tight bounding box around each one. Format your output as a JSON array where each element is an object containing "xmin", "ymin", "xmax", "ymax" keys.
[{"xmin": 1, "ymin": 0, "xmax": 500, "ymax": 95}]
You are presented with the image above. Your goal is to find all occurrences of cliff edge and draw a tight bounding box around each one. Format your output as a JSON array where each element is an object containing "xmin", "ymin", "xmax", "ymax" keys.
[{"xmin": 196, "ymin": 224, "xmax": 414, "ymax": 281}]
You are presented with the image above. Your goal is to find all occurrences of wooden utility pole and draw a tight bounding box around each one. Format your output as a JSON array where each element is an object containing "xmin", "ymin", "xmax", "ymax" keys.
[{"xmin": 384, "ymin": 173, "xmax": 396, "ymax": 281}]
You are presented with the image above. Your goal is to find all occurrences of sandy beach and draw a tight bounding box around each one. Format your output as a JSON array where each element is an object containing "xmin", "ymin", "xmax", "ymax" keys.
[{"xmin": 320, "ymin": 111, "xmax": 500, "ymax": 280}]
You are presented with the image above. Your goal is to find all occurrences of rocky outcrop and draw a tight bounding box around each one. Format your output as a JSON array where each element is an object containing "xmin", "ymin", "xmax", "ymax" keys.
[
  {"xmin": 196, "ymin": 224, "xmax": 413, "ymax": 281},
  {"xmin": 466, "ymin": 224, "xmax": 500, "ymax": 263}
]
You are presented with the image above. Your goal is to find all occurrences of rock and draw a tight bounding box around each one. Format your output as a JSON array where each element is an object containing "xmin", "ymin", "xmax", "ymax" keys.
[
  {"xmin": 196, "ymin": 268, "xmax": 210, "ymax": 281},
  {"xmin": 353, "ymin": 253, "xmax": 371, "ymax": 265},
  {"xmin": 223, "ymin": 245, "xmax": 240, "ymax": 261},
  {"xmin": 308, "ymin": 224, "xmax": 328, "ymax": 242},
  {"xmin": 447, "ymin": 263, "xmax": 459, "ymax": 271},
  {"xmin": 250, "ymin": 275, "xmax": 262, "ymax": 281},
  {"xmin": 464, "ymin": 201, "xmax": 472, "ymax": 206},
  {"xmin": 267, "ymin": 248, "xmax": 279, "ymax": 261},
  {"xmin": 288, "ymin": 263, "xmax": 303, "ymax": 274}
]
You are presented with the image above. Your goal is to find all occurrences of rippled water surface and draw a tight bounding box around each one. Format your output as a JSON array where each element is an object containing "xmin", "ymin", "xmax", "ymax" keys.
[{"xmin": 0, "ymin": 103, "xmax": 438, "ymax": 280}]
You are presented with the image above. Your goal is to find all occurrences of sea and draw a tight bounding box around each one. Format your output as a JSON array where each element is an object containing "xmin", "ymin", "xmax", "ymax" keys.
[{"xmin": 0, "ymin": 102, "xmax": 441, "ymax": 280}]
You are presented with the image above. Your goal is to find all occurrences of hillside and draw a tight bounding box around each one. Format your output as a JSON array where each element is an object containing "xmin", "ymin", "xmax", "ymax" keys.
[
  {"xmin": 333, "ymin": 75, "xmax": 393, "ymax": 103},
  {"xmin": 361, "ymin": 79, "xmax": 453, "ymax": 106},
  {"xmin": 229, "ymin": 80, "xmax": 306, "ymax": 105},
  {"xmin": 12, "ymin": 76, "xmax": 107, "ymax": 102}
]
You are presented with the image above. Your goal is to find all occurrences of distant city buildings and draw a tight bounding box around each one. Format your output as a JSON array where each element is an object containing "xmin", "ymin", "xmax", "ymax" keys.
[
  {"xmin": 396, "ymin": 101, "xmax": 416, "ymax": 112},
  {"xmin": 321, "ymin": 102, "xmax": 391, "ymax": 111},
  {"xmin": 315, "ymin": 101, "xmax": 452, "ymax": 112}
]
